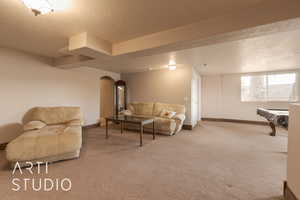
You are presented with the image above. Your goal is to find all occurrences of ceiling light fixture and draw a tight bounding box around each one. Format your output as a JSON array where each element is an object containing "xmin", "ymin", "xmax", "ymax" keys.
[
  {"xmin": 21, "ymin": 0, "xmax": 54, "ymax": 16},
  {"xmin": 168, "ymin": 65, "xmax": 176, "ymax": 71},
  {"xmin": 168, "ymin": 60, "xmax": 177, "ymax": 71}
]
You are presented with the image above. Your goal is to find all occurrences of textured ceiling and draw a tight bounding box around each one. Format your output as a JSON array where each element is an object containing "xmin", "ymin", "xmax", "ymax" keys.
[
  {"xmin": 75, "ymin": 27, "xmax": 300, "ymax": 75},
  {"xmin": 193, "ymin": 29, "xmax": 300, "ymax": 74},
  {"xmin": 50, "ymin": 19, "xmax": 300, "ymax": 75},
  {"xmin": 137, "ymin": 29, "xmax": 300, "ymax": 74},
  {"xmin": 0, "ymin": 0, "xmax": 268, "ymax": 57},
  {"xmin": 1, "ymin": 0, "xmax": 300, "ymax": 75}
]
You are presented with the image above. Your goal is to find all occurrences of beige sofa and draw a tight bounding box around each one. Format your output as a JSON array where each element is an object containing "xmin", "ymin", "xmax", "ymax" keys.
[
  {"xmin": 6, "ymin": 107, "xmax": 83, "ymax": 167},
  {"xmin": 125, "ymin": 102, "xmax": 186, "ymax": 135}
]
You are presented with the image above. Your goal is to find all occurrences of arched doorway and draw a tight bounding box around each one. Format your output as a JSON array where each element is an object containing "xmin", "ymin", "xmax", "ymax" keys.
[{"xmin": 100, "ymin": 76, "xmax": 115, "ymax": 126}]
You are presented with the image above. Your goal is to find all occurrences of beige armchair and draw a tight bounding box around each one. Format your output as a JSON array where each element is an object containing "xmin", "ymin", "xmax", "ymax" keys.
[
  {"xmin": 125, "ymin": 102, "xmax": 186, "ymax": 135},
  {"xmin": 6, "ymin": 107, "xmax": 83, "ymax": 167}
]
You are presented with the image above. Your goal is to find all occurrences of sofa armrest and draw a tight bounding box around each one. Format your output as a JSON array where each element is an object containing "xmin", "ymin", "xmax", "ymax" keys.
[
  {"xmin": 23, "ymin": 121, "xmax": 46, "ymax": 131},
  {"xmin": 172, "ymin": 114, "xmax": 186, "ymax": 134},
  {"xmin": 67, "ymin": 119, "xmax": 83, "ymax": 126},
  {"xmin": 173, "ymin": 114, "xmax": 186, "ymax": 122}
]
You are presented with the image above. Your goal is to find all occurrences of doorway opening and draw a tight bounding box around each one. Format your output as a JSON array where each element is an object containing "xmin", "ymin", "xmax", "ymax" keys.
[{"xmin": 100, "ymin": 76, "xmax": 115, "ymax": 127}]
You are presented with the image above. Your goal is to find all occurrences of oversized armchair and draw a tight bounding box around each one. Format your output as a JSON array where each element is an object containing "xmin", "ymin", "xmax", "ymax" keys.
[{"xmin": 6, "ymin": 107, "xmax": 83, "ymax": 167}]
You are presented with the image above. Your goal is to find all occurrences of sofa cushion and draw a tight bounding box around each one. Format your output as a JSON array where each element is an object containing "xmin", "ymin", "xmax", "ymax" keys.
[
  {"xmin": 130, "ymin": 102, "xmax": 154, "ymax": 116},
  {"xmin": 6, "ymin": 125, "xmax": 82, "ymax": 162},
  {"xmin": 153, "ymin": 103, "xmax": 185, "ymax": 116},
  {"xmin": 67, "ymin": 119, "xmax": 83, "ymax": 126},
  {"xmin": 29, "ymin": 107, "xmax": 82, "ymax": 125},
  {"xmin": 131, "ymin": 114, "xmax": 154, "ymax": 119},
  {"xmin": 124, "ymin": 117, "xmax": 176, "ymax": 135},
  {"xmin": 23, "ymin": 121, "xmax": 46, "ymax": 131}
]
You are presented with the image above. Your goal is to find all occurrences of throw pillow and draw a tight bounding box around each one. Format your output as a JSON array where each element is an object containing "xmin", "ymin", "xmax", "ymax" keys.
[
  {"xmin": 123, "ymin": 109, "xmax": 133, "ymax": 116},
  {"xmin": 160, "ymin": 109, "xmax": 176, "ymax": 119}
]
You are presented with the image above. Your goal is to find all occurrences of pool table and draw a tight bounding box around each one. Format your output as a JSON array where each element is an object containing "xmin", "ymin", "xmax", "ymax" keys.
[{"xmin": 257, "ymin": 108, "xmax": 289, "ymax": 136}]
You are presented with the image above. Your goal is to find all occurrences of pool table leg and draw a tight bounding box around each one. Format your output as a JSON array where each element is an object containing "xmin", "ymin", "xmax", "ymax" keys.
[{"xmin": 269, "ymin": 122, "xmax": 276, "ymax": 136}]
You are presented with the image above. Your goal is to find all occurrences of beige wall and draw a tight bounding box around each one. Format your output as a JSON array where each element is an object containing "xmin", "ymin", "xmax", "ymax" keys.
[
  {"xmin": 202, "ymin": 73, "xmax": 296, "ymax": 121},
  {"xmin": 0, "ymin": 48, "xmax": 120, "ymax": 143},
  {"xmin": 287, "ymin": 104, "xmax": 300, "ymax": 199},
  {"xmin": 122, "ymin": 67, "xmax": 193, "ymax": 124}
]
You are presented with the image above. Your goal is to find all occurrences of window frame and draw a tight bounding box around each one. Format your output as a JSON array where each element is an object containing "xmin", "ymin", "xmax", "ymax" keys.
[{"xmin": 240, "ymin": 71, "xmax": 299, "ymax": 103}]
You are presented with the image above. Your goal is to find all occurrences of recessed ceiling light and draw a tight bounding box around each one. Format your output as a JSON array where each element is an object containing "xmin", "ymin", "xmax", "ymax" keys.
[{"xmin": 168, "ymin": 60, "xmax": 177, "ymax": 70}]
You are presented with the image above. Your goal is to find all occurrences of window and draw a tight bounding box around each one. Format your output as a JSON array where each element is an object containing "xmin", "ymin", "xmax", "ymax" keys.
[{"xmin": 241, "ymin": 73, "xmax": 298, "ymax": 102}]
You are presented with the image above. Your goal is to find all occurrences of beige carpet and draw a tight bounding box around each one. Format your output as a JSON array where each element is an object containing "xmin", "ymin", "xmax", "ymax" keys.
[{"xmin": 0, "ymin": 121, "xmax": 287, "ymax": 200}]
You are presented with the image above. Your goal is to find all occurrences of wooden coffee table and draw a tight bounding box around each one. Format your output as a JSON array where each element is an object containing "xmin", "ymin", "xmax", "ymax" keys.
[{"xmin": 105, "ymin": 115, "xmax": 155, "ymax": 146}]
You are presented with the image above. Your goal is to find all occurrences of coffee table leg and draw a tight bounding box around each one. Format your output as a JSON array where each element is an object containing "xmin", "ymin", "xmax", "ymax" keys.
[
  {"xmin": 140, "ymin": 123, "xmax": 143, "ymax": 147},
  {"xmin": 106, "ymin": 119, "xmax": 108, "ymax": 139},
  {"xmin": 153, "ymin": 121, "xmax": 155, "ymax": 140},
  {"xmin": 121, "ymin": 121, "xmax": 123, "ymax": 134}
]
